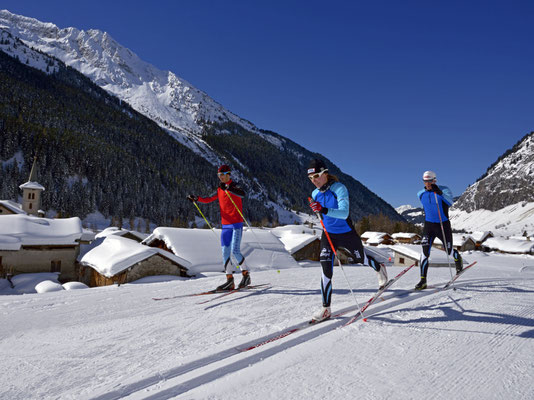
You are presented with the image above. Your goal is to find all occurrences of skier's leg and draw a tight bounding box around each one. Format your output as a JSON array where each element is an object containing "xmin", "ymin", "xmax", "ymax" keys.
[
  {"xmin": 217, "ymin": 226, "xmax": 234, "ymax": 290},
  {"xmin": 318, "ymin": 234, "xmax": 334, "ymax": 308}
]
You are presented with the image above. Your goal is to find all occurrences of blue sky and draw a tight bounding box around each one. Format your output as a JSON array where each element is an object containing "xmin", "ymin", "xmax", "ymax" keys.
[{"xmin": 2, "ymin": 1, "xmax": 533, "ymax": 208}]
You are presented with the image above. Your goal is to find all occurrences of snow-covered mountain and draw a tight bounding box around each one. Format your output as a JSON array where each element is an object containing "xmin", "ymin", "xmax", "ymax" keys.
[
  {"xmin": 454, "ymin": 131, "xmax": 534, "ymax": 213},
  {"xmin": 0, "ymin": 9, "xmax": 260, "ymax": 163},
  {"xmin": 395, "ymin": 204, "xmax": 424, "ymax": 226}
]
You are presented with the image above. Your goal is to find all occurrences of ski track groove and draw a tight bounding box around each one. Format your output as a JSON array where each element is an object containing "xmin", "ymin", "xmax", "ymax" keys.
[
  {"xmin": 389, "ymin": 280, "xmax": 534, "ymax": 399},
  {"xmin": 88, "ymin": 272, "xmax": 534, "ymax": 400}
]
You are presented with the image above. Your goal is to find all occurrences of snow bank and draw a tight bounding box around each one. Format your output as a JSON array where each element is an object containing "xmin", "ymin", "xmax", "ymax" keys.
[
  {"xmin": 62, "ymin": 282, "xmax": 89, "ymax": 290},
  {"xmin": 35, "ymin": 280, "xmax": 64, "ymax": 293}
]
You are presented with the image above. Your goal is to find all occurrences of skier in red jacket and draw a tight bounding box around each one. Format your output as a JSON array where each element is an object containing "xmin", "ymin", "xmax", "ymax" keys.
[{"xmin": 187, "ymin": 165, "xmax": 250, "ymax": 291}]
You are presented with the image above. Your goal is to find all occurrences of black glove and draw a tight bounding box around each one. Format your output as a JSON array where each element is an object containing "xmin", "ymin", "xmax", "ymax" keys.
[
  {"xmin": 431, "ymin": 184, "xmax": 442, "ymax": 195},
  {"xmin": 219, "ymin": 182, "xmax": 229, "ymax": 190},
  {"xmin": 187, "ymin": 194, "xmax": 198, "ymax": 202}
]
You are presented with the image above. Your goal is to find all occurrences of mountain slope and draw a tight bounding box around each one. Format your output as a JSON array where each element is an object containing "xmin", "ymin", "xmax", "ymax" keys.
[
  {"xmin": 0, "ymin": 10, "xmax": 402, "ymax": 224},
  {"xmin": 454, "ymin": 131, "xmax": 534, "ymax": 213}
]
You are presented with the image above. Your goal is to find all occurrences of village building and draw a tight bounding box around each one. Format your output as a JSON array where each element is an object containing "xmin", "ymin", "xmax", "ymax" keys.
[
  {"xmin": 390, "ymin": 244, "xmax": 460, "ymax": 268},
  {"xmin": 95, "ymin": 226, "xmax": 149, "ymax": 243},
  {"xmin": 271, "ymin": 225, "xmax": 321, "ymax": 261},
  {"xmin": 143, "ymin": 227, "xmax": 300, "ymax": 275},
  {"xmin": 481, "ymin": 237, "xmax": 534, "ymax": 255},
  {"xmin": 452, "ymin": 234, "xmax": 476, "ymax": 252},
  {"xmin": 0, "ymin": 200, "xmax": 25, "ymax": 215},
  {"xmin": 79, "ymin": 235, "xmax": 190, "ymax": 287},
  {"xmin": 0, "ymin": 214, "xmax": 83, "ymax": 281},
  {"xmin": 391, "ymin": 232, "xmax": 421, "ymax": 244},
  {"xmin": 19, "ymin": 157, "xmax": 45, "ymax": 216},
  {"xmin": 470, "ymin": 231, "xmax": 494, "ymax": 249},
  {"xmin": 361, "ymin": 231, "xmax": 395, "ymax": 246}
]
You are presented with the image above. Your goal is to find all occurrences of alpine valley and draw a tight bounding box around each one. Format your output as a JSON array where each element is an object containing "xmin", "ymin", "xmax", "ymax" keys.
[{"xmin": 0, "ymin": 9, "xmax": 401, "ymax": 228}]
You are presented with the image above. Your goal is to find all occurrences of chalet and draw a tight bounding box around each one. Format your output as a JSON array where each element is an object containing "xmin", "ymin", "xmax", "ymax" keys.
[
  {"xmin": 95, "ymin": 226, "xmax": 149, "ymax": 243},
  {"xmin": 0, "ymin": 200, "xmax": 25, "ymax": 216},
  {"xmin": 470, "ymin": 231, "xmax": 494, "ymax": 249},
  {"xmin": 391, "ymin": 232, "xmax": 421, "ymax": 244},
  {"xmin": 271, "ymin": 225, "xmax": 321, "ymax": 261},
  {"xmin": 143, "ymin": 227, "xmax": 300, "ymax": 274},
  {"xmin": 481, "ymin": 237, "xmax": 534, "ymax": 255},
  {"xmin": 361, "ymin": 231, "xmax": 394, "ymax": 246},
  {"xmin": 79, "ymin": 235, "xmax": 190, "ymax": 287},
  {"xmin": 452, "ymin": 234, "xmax": 476, "ymax": 252},
  {"xmin": 0, "ymin": 214, "xmax": 83, "ymax": 281},
  {"xmin": 390, "ymin": 244, "xmax": 460, "ymax": 268}
]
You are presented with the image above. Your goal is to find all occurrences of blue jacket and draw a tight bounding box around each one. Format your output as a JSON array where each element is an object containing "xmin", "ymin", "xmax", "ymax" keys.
[
  {"xmin": 312, "ymin": 181, "xmax": 352, "ymax": 234},
  {"xmin": 417, "ymin": 185, "xmax": 453, "ymax": 223}
]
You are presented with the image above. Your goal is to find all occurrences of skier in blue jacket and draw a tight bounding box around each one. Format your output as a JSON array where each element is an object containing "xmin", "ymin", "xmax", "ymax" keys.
[
  {"xmin": 307, "ymin": 159, "xmax": 388, "ymax": 322},
  {"xmin": 415, "ymin": 170, "xmax": 463, "ymax": 290}
]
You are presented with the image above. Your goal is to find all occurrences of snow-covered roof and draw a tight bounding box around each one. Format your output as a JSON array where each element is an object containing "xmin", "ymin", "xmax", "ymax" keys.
[
  {"xmin": 95, "ymin": 227, "xmax": 149, "ymax": 241},
  {"xmin": 80, "ymin": 235, "xmax": 191, "ymax": 277},
  {"xmin": 361, "ymin": 231, "xmax": 389, "ymax": 239},
  {"xmin": 19, "ymin": 181, "xmax": 45, "ymax": 191},
  {"xmin": 483, "ymin": 237, "xmax": 534, "ymax": 254},
  {"xmin": 452, "ymin": 234, "xmax": 475, "ymax": 245},
  {"xmin": 270, "ymin": 225, "xmax": 320, "ymax": 254},
  {"xmin": 0, "ymin": 214, "xmax": 83, "ymax": 246},
  {"xmin": 391, "ymin": 232, "xmax": 420, "ymax": 239},
  {"xmin": 468, "ymin": 231, "xmax": 493, "ymax": 243},
  {"xmin": 0, "ymin": 234, "xmax": 22, "ymax": 250},
  {"xmin": 0, "ymin": 200, "xmax": 25, "ymax": 214},
  {"xmin": 143, "ymin": 227, "xmax": 300, "ymax": 274}
]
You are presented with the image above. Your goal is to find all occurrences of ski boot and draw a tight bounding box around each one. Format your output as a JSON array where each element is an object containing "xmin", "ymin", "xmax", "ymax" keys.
[
  {"xmin": 311, "ymin": 306, "xmax": 331, "ymax": 323},
  {"xmin": 238, "ymin": 270, "xmax": 251, "ymax": 289},
  {"xmin": 414, "ymin": 277, "xmax": 427, "ymax": 291},
  {"xmin": 216, "ymin": 274, "xmax": 235, "ymax": 291},
  {"xmin": 453, "ymin": 250, "xmax": 463, "ymax": 273},
  {"xmin": 377, "ymin": 264, "xmax": 388, "ymax": 289}
]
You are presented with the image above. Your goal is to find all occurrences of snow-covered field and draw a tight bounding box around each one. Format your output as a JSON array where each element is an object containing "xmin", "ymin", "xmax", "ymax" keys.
[{"xmin": 1, "ymin": 251, "xmax": 533, "ymax": 400}]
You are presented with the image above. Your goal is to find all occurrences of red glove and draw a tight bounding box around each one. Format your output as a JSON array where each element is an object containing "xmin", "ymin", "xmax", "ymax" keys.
[{"xmin": 309, "ymin": 201, "xmax": 325, "ymax": 214}]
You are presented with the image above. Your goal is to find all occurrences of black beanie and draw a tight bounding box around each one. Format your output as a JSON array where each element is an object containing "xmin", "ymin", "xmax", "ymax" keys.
[{"xmin": 307, "ymin": 159, "xmax": 328, "ymax": 175}]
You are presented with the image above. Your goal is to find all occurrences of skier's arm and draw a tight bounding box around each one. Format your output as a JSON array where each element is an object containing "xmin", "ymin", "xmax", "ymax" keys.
[
  {"xmin": 197, "ymin": 192, "xmax": 218, "ymax": 204},
  {"xmin": 439, "ymin": 186, "xmax": 453, "ymax": 206},
  {"xmin": 324, "ymin": 183, "xmax": 349, "ymax": 219}
]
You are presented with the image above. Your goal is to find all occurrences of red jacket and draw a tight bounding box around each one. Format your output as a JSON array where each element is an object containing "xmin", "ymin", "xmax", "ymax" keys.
[{"xmin": 197, "ymin": 180, "xmax": 245, "ymax": 225}]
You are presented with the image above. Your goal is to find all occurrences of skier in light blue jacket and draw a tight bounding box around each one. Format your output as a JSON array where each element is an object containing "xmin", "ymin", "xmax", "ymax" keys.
[
  {"xmin": 415, "ymin": 170, "xmax": 463, "ymax": 290},
  {"xmin": 307, "ymin": 159, "xmax": 388, "ymax": 322}
]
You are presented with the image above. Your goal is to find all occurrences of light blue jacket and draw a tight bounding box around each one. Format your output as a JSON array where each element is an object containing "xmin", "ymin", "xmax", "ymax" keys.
[
  {"xmin": 417, "ymin": 185, "xmax": 453, "ymax": 223},
  {"xmin": 312, "ymin": 181, "xmax": 352, "ymax": 234}
]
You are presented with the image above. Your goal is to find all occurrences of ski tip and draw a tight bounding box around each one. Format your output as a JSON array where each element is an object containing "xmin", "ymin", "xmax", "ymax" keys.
[{"xmin": 363, "ymin": 318, "xmax": 368, "ymax": 322}]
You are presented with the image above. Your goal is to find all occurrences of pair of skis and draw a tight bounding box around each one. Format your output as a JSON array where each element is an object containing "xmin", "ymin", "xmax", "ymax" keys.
[
  {"xmin": 342, "ymin": 260, "xmax": 478, "ymax": 326},
  {"xmin": 241, "ymin": 263, "xmax": 415, "ymax": 352},
  {"xmin": 241, "ymin": 261, "xmax": 478, "ymax": 352},
  {"xmin": 152, "ymin": 283, "xmax": 269, "ymax": 301}
]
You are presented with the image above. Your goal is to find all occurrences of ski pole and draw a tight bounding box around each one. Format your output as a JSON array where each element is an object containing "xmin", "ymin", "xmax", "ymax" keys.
[
  {"xmin": 224, "ymin": 189, "xmax": 267, "ymax": 252},
  {"xmin": 192, "ymin": 201, "xmax": 219, "ymax": 240},
  {"xmin": 434, "ymin": 192, "xmax": 455, "ymax": 283},
  {"xmin": 308, "ymin": 197, "xmax": 364, "ymax": 319}
]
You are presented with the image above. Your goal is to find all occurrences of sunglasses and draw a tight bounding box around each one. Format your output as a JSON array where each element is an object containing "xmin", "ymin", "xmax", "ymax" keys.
[
  {"xmin": 308, "ymin": 170, "xmax": 327, "ymax": 180},
  {"xmin": 423, "ymin": 179, "xmax": 435, "ymax": 182},
  {"xmin": 218, "ymin": 171, "xmax": 231, "ymax": 176}
]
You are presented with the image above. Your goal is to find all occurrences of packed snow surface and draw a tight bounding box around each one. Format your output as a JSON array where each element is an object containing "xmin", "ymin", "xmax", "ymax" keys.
[{"xmin": 1, "ymin": 251, "xmax": 533, "ymax": 399}]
